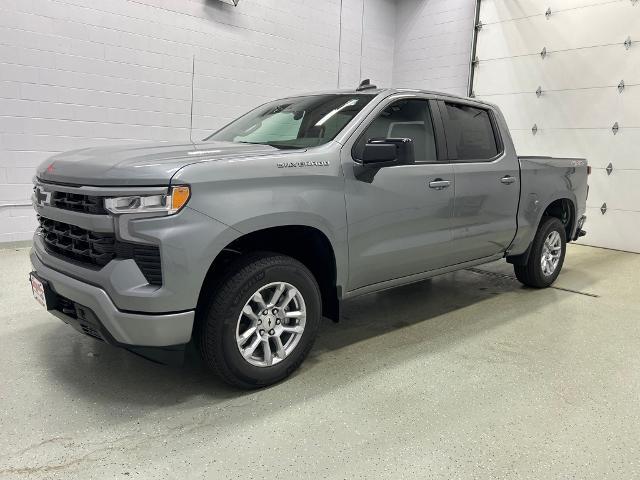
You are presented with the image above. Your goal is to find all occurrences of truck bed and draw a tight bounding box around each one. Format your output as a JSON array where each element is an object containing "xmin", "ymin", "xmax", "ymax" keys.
[{"xmin": 508, "ymin": 156, "xmax": 589, "ymax": 257}]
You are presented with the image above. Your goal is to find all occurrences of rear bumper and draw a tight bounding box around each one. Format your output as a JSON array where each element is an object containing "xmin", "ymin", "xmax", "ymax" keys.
[
  {"xmin": 573, "ymin": 214, "xmax": 587, "ymax": 241},
  {"xmin": 30, "ymin": 250, "xmax": 194, "ymax": 348}
]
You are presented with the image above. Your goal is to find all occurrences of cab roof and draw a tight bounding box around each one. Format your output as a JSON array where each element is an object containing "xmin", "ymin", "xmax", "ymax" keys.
[{"xmin": 303, "ymin": 87, "xmax": 493, "ymax": 108}]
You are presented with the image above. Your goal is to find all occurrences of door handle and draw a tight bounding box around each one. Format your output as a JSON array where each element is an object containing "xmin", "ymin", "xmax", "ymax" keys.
[
  {"xmin": 500, "ymin": 175, "xmax": 516, "ymax": 185},
  {"xmin": 428, "ymin": 179, "xmax": 451, "ymax": 190}
]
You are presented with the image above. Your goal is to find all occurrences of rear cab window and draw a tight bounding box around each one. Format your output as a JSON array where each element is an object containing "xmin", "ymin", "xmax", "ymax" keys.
[{"xmin": 441, "ymin": 102, "xmax": 501, "ymax": 161}]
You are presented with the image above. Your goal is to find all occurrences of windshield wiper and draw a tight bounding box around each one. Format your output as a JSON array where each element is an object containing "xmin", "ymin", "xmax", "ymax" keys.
[
  {"xmin": 266, "ymin": 143, "xmax": 305, "ymax": 150},
  {"xmin": 237, "ymin": 141, "xmax": 304, "ymax": 150}
]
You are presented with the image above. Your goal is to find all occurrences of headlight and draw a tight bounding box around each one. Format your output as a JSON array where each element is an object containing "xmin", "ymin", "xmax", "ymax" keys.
[{"xmin": 104, "ymin": 185, "xmax": 190, "ymax": 215}]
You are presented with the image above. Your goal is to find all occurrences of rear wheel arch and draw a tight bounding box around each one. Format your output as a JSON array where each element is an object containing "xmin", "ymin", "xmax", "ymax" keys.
[
  {"xmin": 513, "ymin": 216, "xmax": 567, "ymax": 288},
  {"xmin": 542, "ymin": 198, "xmax": 576, "ymax": 240},
  {"xmin": 508, "ymin": 197, "xmax": 576, "ymax": 266}
]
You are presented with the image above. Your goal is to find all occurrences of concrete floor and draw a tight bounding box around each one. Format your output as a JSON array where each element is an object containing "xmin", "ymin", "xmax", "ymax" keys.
[{"xmin": 0, "ymin": 245, "xmax": 639, "ymax": 479}]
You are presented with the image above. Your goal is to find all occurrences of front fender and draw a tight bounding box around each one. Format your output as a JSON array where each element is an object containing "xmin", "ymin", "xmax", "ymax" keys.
[
  {"xmin": 173, "ymin": 150, "xmax": 349, "ymax": 293},
  {"xmin": 192, "ymin": 210, "xmax": 348, "ymax": 295}
]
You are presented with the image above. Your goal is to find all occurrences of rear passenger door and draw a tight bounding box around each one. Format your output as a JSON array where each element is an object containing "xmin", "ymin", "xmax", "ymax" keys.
[{"xmin": 437, "ymin": 100, "xmax": 519, "ymax": 262}]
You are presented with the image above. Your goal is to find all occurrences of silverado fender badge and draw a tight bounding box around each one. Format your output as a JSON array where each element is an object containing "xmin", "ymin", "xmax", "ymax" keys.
[{"xmin": 277, "ymin": 161, "xmax": 330, "ymax": 168}]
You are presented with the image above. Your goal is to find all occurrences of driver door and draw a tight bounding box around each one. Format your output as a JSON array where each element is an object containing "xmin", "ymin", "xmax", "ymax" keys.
[{"xmin": 343, "ymin": 97, "xmax": 455, "ymax": 291}]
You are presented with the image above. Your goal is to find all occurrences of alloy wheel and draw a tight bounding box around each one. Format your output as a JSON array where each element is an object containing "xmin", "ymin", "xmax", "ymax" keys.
[
  {"xmin": 541, "ymin": 230, "xmax": 562, "ymax": 276},
  {"xmin": 235, "ymin": 282, "xmax": 306, "ymax": 367}
]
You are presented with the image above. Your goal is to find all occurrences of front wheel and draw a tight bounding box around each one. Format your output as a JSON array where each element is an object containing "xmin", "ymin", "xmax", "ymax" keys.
[
  {"xmin": 514, "ymin": 216, "xmax": 567, "ymax": 288},
  {"xmin": 198, "ymin": 253, "xmax": 321, "ymax": 389}
]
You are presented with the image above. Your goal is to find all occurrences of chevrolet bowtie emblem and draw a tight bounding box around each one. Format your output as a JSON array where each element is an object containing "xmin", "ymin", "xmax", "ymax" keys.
[{"xmin": 34, "ymin": 187, "xmax": 52, "ymax": 207}]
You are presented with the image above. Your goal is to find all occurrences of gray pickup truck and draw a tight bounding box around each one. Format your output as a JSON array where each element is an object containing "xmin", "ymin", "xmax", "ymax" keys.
[{"xmin": 29, "ymin": 84, "xmax": 588, "ymax": 388}]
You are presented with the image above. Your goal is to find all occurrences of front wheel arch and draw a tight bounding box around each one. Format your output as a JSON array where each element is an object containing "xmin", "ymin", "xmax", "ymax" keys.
[
  {"xmin": 195, "ymin": 225, "xmax": 340, "ymax": 328},
  {"xmin": 197, "ymin": 252, "xmax": 322, "ymax": 388}
]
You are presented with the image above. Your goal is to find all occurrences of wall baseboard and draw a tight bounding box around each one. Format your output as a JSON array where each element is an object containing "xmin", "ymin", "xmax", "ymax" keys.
[{"xmin": 0, "ymin": 240, "xmax": 33, "ymax": 250}]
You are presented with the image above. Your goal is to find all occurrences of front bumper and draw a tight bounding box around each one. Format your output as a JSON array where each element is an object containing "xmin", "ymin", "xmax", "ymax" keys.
[
  {"xmin": 31, "ymin": 250, "xmax": 194, "ymax": 348},
  {"xmin": 30, "ymin": 204, "xmax": 228, "ymax": 314}
]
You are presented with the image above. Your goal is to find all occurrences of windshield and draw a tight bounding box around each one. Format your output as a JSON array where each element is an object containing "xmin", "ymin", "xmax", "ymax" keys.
[{"xmin": 204, "ymin": 94, "xmax": 376, "ymax": 149}]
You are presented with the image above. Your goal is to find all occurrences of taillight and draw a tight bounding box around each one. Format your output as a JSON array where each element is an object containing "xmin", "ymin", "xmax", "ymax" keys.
[{"xmin": 587, "ymin": 166, "xmax": 591, "ymax": 175}]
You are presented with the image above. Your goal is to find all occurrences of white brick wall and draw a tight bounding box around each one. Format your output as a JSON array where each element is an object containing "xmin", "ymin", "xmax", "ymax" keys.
[
  {"xmin": 338, "ymin": 0, "xmax": 396, "ymax": 90},
  {"xmin": 0, "ymin": 0, "xmax": 468, "ymax": 242},
  {"xmin": 393, "ymin": 0, "xmax": 476, "ymax": 96}
]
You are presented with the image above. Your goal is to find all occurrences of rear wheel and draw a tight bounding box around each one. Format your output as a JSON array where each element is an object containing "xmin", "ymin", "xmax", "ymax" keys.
[
  {"xmin": 198, "ymin": 253, "xmax": 321, "ymax": 389},
  {"xmin": 514, "ymin": 216, "xmax": 567, "ymax": 288}
]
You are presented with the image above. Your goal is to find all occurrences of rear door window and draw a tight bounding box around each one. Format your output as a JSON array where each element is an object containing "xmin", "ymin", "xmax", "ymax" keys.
[{"xmin": 442, "ymin": 103, "xmax": 499, "ymax": 161}]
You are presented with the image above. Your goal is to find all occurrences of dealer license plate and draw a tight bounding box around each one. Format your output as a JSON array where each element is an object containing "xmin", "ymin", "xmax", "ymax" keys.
[{"xmin": 30, "ymin": 273, "xmax": 48, "ymax": 308}]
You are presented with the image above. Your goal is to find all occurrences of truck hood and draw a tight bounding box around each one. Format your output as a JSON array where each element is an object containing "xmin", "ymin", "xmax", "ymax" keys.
[{"xmin": 36, "ymin": 141, "xmax": 283, "ymax": 186}]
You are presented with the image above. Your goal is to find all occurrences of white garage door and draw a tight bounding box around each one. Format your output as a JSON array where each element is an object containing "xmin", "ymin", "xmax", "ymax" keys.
[{"xmin": 472, "ymin": 0, "xmax": 640, "ymax": 253}]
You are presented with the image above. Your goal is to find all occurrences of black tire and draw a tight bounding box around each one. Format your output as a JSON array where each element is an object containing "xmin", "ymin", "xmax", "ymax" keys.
[
  {"xmin": 198, "ymin": 252, "xmax": 321, "ymax": 389},
  {"xmin": 514, "ymin": 216, "xmax": 567, "ymax": 288}
]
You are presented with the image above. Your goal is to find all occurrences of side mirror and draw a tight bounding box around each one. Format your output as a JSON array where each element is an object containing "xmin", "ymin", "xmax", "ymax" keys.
[{"xmin": 362, "ymin": 138, "xmax": 414, "ymax": 167}]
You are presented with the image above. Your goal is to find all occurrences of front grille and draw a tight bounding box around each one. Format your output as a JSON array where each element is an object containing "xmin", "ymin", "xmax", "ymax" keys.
[
  {"xmin": 51, "ymin": 191, "xmax": 107, "ymax": 215},
  {"xmin": 38, "ymin": 216, "xmax": 162, "ymax": 285},
  {"xmin": 39, "ymin": 217, "xmax": 115, "ymax": 267}
]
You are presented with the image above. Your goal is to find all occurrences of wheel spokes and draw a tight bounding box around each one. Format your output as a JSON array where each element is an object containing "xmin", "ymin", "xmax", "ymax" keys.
[
  {"xmin": 242, "ymin": 335, "xmax": 261, "ymax": 359},
  {"xmin": 278, "ymin": 287, "xmax": 298, "ymax": 309},
  {"xmin": 262, "ymin": 338, "xmax": 273, "ymax": 366},
  {"xmin": 269, "ymin": 283, "xmax": 286, "ymax": 307},
  {"xmin": 242, "ymin": 305, "xmax": 259, "ymax": 322},
  {"xmin": 237, "ymin": 326, "xmax": 257, "ymax": 346},
  {"xmin": 282, "ymin": 325, "xmax": 304, "ymax": 334},
  {"xmin": 541, "ymin": 230, "xmax": 563, "ymax": 276},
  {"xmin": 252, "ymin": 292, "xmax": 267, "ymax": 310},
  {"xmin": 274, "ymin": 336, "xmax": 286, "ymax": 359},
  {"xmin": 236, "ymin": 281, "xmax": 307, "ymax": 367}
]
